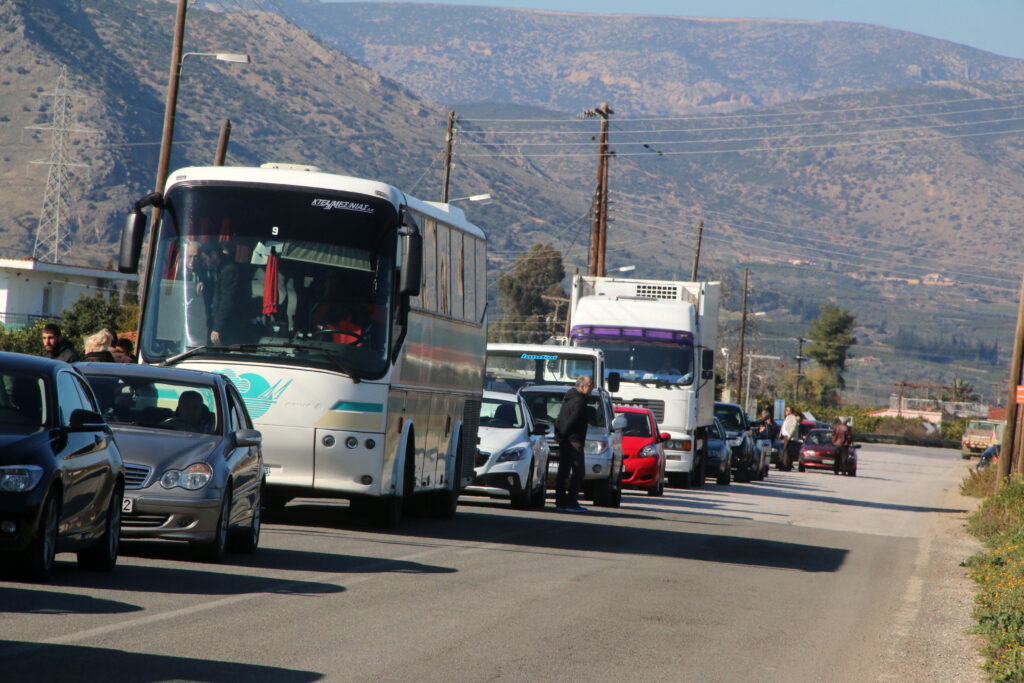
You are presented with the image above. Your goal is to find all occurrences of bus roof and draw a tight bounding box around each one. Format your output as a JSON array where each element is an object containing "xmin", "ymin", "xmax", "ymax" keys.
[{"xmin": 165, "ymin": 165, "xmax": 485, "ymax": 240}]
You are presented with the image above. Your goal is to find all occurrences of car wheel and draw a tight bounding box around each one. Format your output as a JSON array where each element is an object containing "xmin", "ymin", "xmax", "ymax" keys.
[
  {"xmin": 608, "ymin": 469, "xmax": 623, "ymax": 508},
  {"xmin": 22, "ymin": 490, "xmax": 59, "ymax": 581},
  {"xmin": 849, "ymin": 467, "xmax": 857, "ymax": 477},
  {"xmin": 716, "ymin": 464, "xmax": 730, "ymax": 486},
  {"xmin": 78, "ymin": 480, "xmax": 122, "ymax": 572},
  {"xmin": 648, "ymin": 469, "xmax": 665, "ymax": 496},
  {"xmin": 229, "ymin": 482, "xmax": 261, "ymax": 554},
  {"xmin": 194, "ymin": 486, "xmax": 231, "ymax": 562},
  {"xmin": 798, "ymin": 459, "xmax": 806, "ymax": 472},
  {"xmin": 510, "ymin": 460, "xmax": 532, "ymax": 509},
  {"xmin": 529, "ymin": 467, "xmax": 548, "ymax": 508}
]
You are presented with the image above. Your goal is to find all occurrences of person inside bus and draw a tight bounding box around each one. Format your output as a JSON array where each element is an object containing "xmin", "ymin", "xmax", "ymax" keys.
[
  {"xmin": 308, "ymin": 269, "xmax": 371, "ymax": 345},
  {"xmin": 209, "ymin": 241, "xmax": 249, "ymax": 346}
]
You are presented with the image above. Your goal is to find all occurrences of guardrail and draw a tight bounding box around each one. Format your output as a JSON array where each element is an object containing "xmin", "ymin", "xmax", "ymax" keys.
[{"xmin": 855, "ymin": 433, "xmax": 960, "ymax": 450}]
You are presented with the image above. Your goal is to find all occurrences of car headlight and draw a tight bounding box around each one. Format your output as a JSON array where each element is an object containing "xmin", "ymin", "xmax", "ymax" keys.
[
  {"xmin": 638, "ymin": 444, "xmax": 659, "ymax": 458},
  {"xmin": 584, "ymin": 439, "xmax": 608, "ymax": 455},
  {"xmin": 804, "ymin": 450, "xmax": 817, "ymax": 457},
  {"xmin": 496, "ymin": 446, "xmax": 530, "ymax": 463},
  {"xmin": 160, "ymin": 462, "xmax": 213, "ymax": 490},
  {"xmin": 0, "ymin": 465, "xmax": 44, "ymax": 493}
]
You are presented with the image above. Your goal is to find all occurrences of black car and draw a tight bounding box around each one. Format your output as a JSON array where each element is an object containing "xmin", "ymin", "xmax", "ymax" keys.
[
  {"xmin": 713, "ymin": 402, "xmax": 757, "ymax": 482},
  {"xmin": 705, "ymin": 417, "xmax": 732, "ymax": 485},
  {"xmin": 0, "ymin": 352, "xmax": 124, "ymax": 580}
]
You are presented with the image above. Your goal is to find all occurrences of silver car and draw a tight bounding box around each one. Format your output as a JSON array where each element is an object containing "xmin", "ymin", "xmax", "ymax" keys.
[{"xmin": 77, "ymin": 363, "xmax": 263, "ymax": 561}]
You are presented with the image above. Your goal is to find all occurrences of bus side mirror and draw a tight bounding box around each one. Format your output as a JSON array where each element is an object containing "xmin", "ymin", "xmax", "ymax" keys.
[
  {"xmin": 607, "ymin": 371, "xmax": 620, "ymax": 393},
  {"xmin": 399, "ymin": 215, "xmax": 422, "ymax": 297},
  {"xmin": 701, "ymin": 348, "xmax": 715, "ymax": 380},
  {"xmin": 119, "ymin": 210, "xmax": 147, "ymax": 274}
]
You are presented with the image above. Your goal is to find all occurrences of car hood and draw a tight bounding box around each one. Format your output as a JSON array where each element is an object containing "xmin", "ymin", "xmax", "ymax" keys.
[
  {"xmin": 478, "ymin": 426, "xmax": 527, "ymax": 455},
  {"xmin": 0, "ymin": 429, "xmax": 51, "ymax": 465},
  {"xmin": 111, "ymin": 426, "xmax": 220, "ymax": 470}
]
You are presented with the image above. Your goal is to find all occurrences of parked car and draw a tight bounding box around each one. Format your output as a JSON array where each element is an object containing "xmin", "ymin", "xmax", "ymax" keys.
[
  {"xmin": 0, "ymin": 352, "xmax": 123, "ymax": 580},
  {"xmin": 78, "ymin": 363, "xmax": 263, "ymax": 561},
  {"xmin": 614, "ymin": 405, "xmax": 668, "ymax": 496},
  {"xmin": 521, "ymin": 384, "xmax": 626, "ymax": 507},
  {"xmin": 798, "ymin": 428, "xmax": 858, "ymax": 476},
  {"xmin": 714, "ymin": 402, "xmax": 757, "ymax": 482},
  {"xmin": 467, "ymin": 390, "xmax": 550, "ymax": 508},
  {"xmin": 705, "ymin": 417, "xmax": 732, "ymax": 485}
]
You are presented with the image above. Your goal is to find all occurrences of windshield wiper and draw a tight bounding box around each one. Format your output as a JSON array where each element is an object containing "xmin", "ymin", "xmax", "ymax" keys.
[{"xmin": 162, "ymin": 345, "xmax": 237, "ymax": 366}]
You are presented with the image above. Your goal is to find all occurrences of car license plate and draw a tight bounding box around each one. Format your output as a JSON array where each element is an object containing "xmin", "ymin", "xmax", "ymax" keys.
[{"xmin": 122, "ymin": 497, "xmax": 134, "ymax": 514}]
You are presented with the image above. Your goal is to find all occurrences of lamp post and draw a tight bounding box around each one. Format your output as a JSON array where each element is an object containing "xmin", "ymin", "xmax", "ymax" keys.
[
  {"xmin": 721, "ymin": 347, "xmax": 730, "ymax": 400},
  {"xmin": 612, "ymin": 265, "xmax": 636, "ymax": 274},
  {"xmin": 447, "ymin": 193, "xmax": 492, "ymax": 204}
]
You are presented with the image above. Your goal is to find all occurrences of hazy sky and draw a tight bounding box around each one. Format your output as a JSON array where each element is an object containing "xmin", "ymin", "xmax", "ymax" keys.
[{"xmin": 337, "ymin": 0, "xmax": 1024, "ymax": 60}]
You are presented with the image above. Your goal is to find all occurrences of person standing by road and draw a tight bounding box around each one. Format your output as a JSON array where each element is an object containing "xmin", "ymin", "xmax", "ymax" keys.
[
  {"xmin": 832, "ymin": 417, "xmax": 853, "ymax": 474},
  {"xmin": 554, "ymin": 375, "xmax": 593, "ymax": 513},
  {"xmin": 779, "ymin": 405, "xmax": 800, "ymax": 470},
  {"xmin": 41, "ymin": 323, "xmax": 79, "ymax": 363}
]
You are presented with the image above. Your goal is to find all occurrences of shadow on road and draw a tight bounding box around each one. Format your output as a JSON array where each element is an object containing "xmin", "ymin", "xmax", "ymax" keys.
[
  {"xmin": 0, "ymin": 641, "xmax": 321, "ymax": 682},
  {"xmin": 271, "ymin": 501, "xmax": 847, "ymax": 573},
  {"xmin": 0, "ymin": 586, "xmax": 143, "ymax": 615}
]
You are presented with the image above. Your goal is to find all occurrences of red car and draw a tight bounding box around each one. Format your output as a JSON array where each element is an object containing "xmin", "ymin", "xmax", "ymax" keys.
[
  {"xmin": 798, "ymin": 429, "xmax": 858, "ymax": 476},
  {"xmin": 614, "ymin": 405, "xmax": 669, "ymax": 496}
]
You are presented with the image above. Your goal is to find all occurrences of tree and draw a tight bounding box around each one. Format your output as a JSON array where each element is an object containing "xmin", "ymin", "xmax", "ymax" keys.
[
  {"xmin": 804, "ymin": 303, "xmax": 856, "ymax": 387},
  {"xmin": 489, "ymin": 243, "xmax": 565, "ymax": 343}
]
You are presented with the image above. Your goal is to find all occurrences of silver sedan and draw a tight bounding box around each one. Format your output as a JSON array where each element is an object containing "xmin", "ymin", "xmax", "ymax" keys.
[{"xmin": 77, "ymin": 363, "xmax": 263, "ymax": 561}]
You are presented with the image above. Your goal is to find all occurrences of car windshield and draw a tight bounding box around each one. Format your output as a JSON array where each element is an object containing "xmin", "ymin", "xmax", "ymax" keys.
[
  {"xmin": 805, "ymin": 430, "xmax": 832, "ymax": 445},
  {"xmin": 485, "ymin": 351, "xmax": 596, "ymax": 391},
  {"xmin": 480, "ymin": 398, "xmax": 525, "ymax": 429},
  {"xmin": 618, "ymin": 411, "xmax": 652, "ymax": 437},
  {"xmin": 83, "ymin": 374, "xmax": 220, "ymax": 435},
  {"xmin": 141, "ymin": 183, "xmax": 399, "ymax": 378},
  {"xmin": 714, "ymin": 404, "xmax": 745, "ymax": 430},
  {"xmin": 0, "ymin": 370, "xmax": 48, "ymax": 428},
  {"xmin": 521, "ymin": 390, "xmax": 607, "ymax": 429}
]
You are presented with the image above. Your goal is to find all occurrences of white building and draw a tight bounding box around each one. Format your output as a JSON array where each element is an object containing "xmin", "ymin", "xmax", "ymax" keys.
[{"xmin": 0, "ymin": 258, "xmax": 137, "ymax": 329}]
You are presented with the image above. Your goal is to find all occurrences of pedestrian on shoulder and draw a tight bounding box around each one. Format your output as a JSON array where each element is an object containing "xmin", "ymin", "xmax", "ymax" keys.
[
  {"xmin": 779, "ymin": 405, "xmax": 800, "ymax": 470},
  {"xmin": 832, "ymin": 417, "xmax": 853, "ymax": 474},
  {"xmin": 554, "ymin": 375, "xmax": 593, "ymax": 513},
  {"xmin": 80, "ymin": 330, "xmax": 116, "ymax": 362},
  {"xmin": 41, "ymin": 323, "xmax": 79, "ymax": 363}
]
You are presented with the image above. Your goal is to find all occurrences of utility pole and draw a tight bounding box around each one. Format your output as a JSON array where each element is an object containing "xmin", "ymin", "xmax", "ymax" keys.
[
  {"xmin": 214, "ymin": 119, "xmax": 231, "ymax": 165},
  {"xmin": 997, "ymin": 274, "xmax": 1024, "ymax": 484},
  {"xmin": 690, "ymin": 220, "xmax": 703, "ymax": 281},
  {"xmin": 794, "ymin": 337, "xmax": 808, "ymax": 403},
  {"xmin": 441, "ymin": 110, "xmax": 456, "ymax": 202},
  {"xmin": 735, "ymin": 268, "xmax": 749, "ymax": 402},
  {"xmin": 582, "ymin": 103, "xmax": 612, "ymax": 276}
]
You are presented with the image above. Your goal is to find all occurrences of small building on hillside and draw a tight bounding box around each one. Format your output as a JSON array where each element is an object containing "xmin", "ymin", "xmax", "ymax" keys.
[{"xmin": 0, "ymin": 257, "xmax": 137, "ymax": 329}]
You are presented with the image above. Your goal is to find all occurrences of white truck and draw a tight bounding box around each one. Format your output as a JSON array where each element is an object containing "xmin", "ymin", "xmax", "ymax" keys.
[{"xmin": 567, "ymin": 274, "xmax": 719, "ymax": 488}]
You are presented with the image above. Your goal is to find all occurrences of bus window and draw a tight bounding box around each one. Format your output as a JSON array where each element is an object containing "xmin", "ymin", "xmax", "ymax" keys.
[
  {"xmin": 449, "ymin": 230, "xmax": 463, "ymax": 320},
  {"xmin": 463, "ymin": 236, "xmax": 476, "ymax": 322},
  {"xmin": 437, "ymin": 223, "xmax": 450, "ymax": 315}
]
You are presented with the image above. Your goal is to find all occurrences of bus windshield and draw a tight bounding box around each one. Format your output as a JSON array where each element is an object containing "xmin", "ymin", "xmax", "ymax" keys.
[
  {"xmin": 485, "ymin": 351, "xmax": 596, "ymax": 392},
  {"xmin": 141, "ymin": 183, "xmax": 399, "ymax": 378},
  {"xmin": 573, "ymin": 328, "xmax": 694, "ymax": 386}
]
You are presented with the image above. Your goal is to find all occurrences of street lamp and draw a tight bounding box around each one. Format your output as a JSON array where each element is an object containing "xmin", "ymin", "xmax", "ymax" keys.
[
  {"xmin": 447, "ymin": 193, "xmax": 492, "ymax": 204},
  {"xmin": 721, "ymin": 347, "xmax": 730, "ymax": 398},
  {"xmin": 180, "ymin": 52, "xmax": 251, "ymax": 71},
  {"xmin": 612, "ymin": 265, "xmax": 636, "ymax": 274}
]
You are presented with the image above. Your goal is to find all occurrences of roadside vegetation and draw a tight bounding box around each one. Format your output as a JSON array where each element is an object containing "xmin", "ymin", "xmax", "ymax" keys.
[{"xmin": 961, "ymin": 469, "xmax": 1024, "ymax": 681}]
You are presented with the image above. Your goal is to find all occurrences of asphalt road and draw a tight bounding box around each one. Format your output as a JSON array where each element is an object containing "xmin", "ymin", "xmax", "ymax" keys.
[{"xmin": 0, "ymin": 444, "xmax": 986, "ymax": 682}]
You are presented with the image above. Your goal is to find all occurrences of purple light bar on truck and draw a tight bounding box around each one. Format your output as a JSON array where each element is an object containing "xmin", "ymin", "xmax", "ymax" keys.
[{"xmin": 571, "ymin": 325, "xmax": 694, "ymax": 345}]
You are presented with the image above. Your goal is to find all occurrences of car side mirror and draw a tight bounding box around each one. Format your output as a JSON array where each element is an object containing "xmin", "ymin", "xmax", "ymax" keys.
[
  {"xmin": 233, "ymin": 428, "xmax": 262, "ymax": 447},
  {"xmin": 611, "ymin": 415, "xmax": 627, "ymax": 431},
  {"xmin": 532, "ymin": 423, "xmax": 550, "ymax": 436},
  {"xmin": 659, "ymin": 432, "xmax": 671, "ymax": 442},
  {"xmin": 68, "ymin": 409, "xmax": 107, "ymax": 432}
]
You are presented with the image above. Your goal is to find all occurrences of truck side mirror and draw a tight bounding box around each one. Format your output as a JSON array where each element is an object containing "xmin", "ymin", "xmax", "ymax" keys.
[
  {"xmin": 399, "ymin": 213, "xmax": 422, "ymax": 297},
  {"xmin": 701, "ymin": 348, "xmax": 715, "ymax": 380},
  {"xmin": 119, "ymin": 210, "xmax": 147, "ymax": 274},
  {"xmin": 607, "ymin": 371, "xmax": 620, "ymax": 393}
]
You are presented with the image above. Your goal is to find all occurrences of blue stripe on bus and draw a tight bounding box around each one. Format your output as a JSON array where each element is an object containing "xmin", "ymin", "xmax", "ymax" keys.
[{"xmin": 330, "ymin": 401, "xmax": 384, "ymax": 413}]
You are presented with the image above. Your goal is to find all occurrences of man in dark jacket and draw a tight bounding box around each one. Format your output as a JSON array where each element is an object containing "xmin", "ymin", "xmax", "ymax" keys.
[
  {"xmin": 554, "ymin": 375, "xmax": 593, "ymax": 512},
  {"xmin": 41, "ymin": 323, "xmax": 79, "ymax": 363},
  {"xmin": 832, "ymin": 417, "xmax": 853, "ymax": 474}
]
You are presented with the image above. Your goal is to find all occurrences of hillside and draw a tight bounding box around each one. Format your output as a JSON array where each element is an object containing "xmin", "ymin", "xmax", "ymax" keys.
[{"xmin": 274, "ymin": 1, "xmax": 1024, "ymax": 116}]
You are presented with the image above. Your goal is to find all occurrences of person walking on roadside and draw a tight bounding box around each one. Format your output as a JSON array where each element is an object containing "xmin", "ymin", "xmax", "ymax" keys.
[
  {"xmin": 41, "ymin": 323, "xmax": 79, "ymax": 363},
  {"xmin": 832, "ymin": 417, "xmax": 853, "ymax": 475},
  {"xmin": 780, "ymin": 405, "xmax": 800, "ymax": 470},
  {"xmin": 554, "ymin": 375, "xmax": 593, "ymax": 513}
]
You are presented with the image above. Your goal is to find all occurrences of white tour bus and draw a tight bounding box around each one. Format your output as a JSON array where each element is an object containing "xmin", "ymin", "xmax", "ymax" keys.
[{"xmin": 120, "ymin": 164, "xmax": 487, "ymax": 526}]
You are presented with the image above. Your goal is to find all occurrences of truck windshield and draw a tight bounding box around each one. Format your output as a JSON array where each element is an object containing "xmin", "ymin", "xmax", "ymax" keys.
[
  {"xmin": 485, "ymin": 352, "xmax": 596, "ymax": 391},
  {"xmin": 572, "ymin": 327, "xmax": 694, "ymax": 386},
  {"xmin": 140, "ymin": 183, "xmax": 399, "ymax": 378}
]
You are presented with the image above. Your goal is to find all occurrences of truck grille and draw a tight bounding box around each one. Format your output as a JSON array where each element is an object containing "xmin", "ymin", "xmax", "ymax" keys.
[
  {"xmin": 124, "ymin": 463, "xmax": 153, "ymax": 490},
  {"xmin": 621, "ymin": 398, "xmax": 665, "ymax": 423}
]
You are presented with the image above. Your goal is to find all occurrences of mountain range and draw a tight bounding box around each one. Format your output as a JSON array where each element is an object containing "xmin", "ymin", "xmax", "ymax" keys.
[{"xmin": 2, "ymin": 0, "xmax": 1023, "ymax": 401}]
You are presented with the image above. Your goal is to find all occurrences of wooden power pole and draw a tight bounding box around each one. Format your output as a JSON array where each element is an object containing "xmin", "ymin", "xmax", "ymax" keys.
[
  {"xmin": 583, "ymin": 103, "xmax": 612, "ymax": 276},
  {"xmin": 214, "ymin": 119, "xmax": 231, "ymax": 166},
  {"xmin": 690, "ymin": 220, "xmax": 703, "ymax": 281},
  {"xmin": 440, "ymin": 110, "xmax": 455, "ymax": 202},
  {"xmin": 997, "ymin": 274, "xmax": 1024, "ymax": 484}
]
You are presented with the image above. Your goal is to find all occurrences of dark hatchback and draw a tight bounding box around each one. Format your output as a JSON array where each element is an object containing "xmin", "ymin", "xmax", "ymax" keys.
[{"xmin": 0, "ymin": 352, "xmax": 124, "ymax": 580}]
